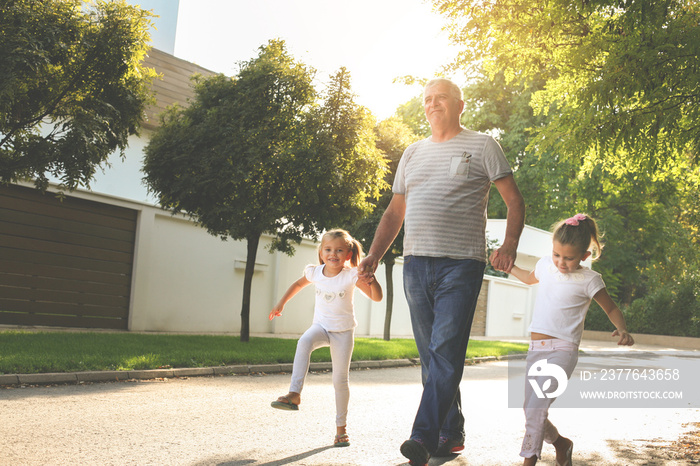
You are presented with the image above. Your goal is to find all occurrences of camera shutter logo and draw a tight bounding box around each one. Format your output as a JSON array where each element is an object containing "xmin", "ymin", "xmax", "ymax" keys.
[{"xmin": 528, "ymin": 359, "xmax": 568, "ymax": 399}]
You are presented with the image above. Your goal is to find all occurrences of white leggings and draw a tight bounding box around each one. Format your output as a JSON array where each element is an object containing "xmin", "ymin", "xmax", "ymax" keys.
[
  {"xmin": 289, "ymin": 323, "xmax": 355, "ymax": 427},
  {"xmin": 520, "ymin": 338, "xmax": 579, "ymax": 459}
]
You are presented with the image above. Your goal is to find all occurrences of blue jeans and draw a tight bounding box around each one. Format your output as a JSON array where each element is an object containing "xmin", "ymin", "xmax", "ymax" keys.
[{"xmin": 403, "ymin": 255, "xmax": 485, "ymax": 453}]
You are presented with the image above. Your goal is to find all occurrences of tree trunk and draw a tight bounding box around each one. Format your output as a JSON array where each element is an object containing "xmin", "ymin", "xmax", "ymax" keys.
[
  {"xmin": 240, "ymin": 234, "xmax": 260, "ymax": 343},
  {"xmin": 383, "ymin": 258, "xmax": 395, "ymax": 341}
]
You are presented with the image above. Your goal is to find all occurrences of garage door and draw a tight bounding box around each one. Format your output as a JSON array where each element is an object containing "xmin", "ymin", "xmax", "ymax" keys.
[{"xmin": 0, "ymin": 184, "xmax": 136, "ymax": 329}]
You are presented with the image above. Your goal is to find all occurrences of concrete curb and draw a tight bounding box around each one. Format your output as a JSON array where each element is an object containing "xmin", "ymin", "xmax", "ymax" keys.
[{"xmin": 0, "ymin": 354, "xmax": 526, "ymax": 387}]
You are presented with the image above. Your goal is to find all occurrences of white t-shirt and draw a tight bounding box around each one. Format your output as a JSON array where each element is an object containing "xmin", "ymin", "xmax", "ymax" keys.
[
  {"xmin": 392, "ymin": 129, "xmax": 512, "ymax": 261},
  {"xmin": 528, "ymin": 256, "xmax": 606, "ymax": 345},
  {"xmin": 305, "ymin": 264, "xmax": 359, "ymax": 332}
]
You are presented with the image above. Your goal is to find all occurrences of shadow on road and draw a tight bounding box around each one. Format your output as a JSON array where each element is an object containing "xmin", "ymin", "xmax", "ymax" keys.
[{"xmin": 207, "ymin": 446, "xmax": 335, "ymax": 466}]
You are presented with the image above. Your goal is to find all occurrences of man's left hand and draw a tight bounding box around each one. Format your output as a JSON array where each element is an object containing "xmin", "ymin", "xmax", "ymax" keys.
[{"xmin": 489, "ymin": 243, "xmax": 517, "ymax": 273}]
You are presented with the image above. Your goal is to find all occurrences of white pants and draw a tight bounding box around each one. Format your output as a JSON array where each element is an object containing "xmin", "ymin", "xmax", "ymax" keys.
[
  {"xmin": 520, "ymin": 338, "xmax": 579, "ymax": 459},
  {"xmin": 289, "ymin": 323, "xmax": 354, "ymax": 427}
]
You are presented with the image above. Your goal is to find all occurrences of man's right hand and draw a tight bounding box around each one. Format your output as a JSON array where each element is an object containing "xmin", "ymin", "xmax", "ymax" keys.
[{"xmin": 358, "ymin": 253, "xmax": 379, "ymax": 280}]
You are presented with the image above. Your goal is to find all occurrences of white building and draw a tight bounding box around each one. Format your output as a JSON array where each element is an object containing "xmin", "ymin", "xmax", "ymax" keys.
[{"xmin": 0, "ymin": 1, "xmax": 555, "ymax": 338}]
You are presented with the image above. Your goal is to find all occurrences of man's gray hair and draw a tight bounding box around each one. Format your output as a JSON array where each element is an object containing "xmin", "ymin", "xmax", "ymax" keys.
[{"xmin": 424, "ymin": 78, "xmax": 463, "ymax": 101}]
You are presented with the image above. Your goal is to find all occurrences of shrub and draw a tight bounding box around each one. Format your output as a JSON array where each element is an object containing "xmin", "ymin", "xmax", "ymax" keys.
[{"xmin": 623, "ymin": 277, "xmax": 700, "ymax": 337}]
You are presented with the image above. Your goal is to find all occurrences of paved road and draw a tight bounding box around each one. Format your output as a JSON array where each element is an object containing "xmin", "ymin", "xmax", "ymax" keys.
[{"xmin": 1, "ymin": 343, "xmax": 698, "ymax": 465}]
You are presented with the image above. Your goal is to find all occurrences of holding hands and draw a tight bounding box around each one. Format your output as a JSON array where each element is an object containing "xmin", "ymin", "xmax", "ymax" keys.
[
  {"xmin": 358, "ymin": 254, "xmax": 379, "ymax": 283},
  {"xmin": 489, "ymin": 242, "xmax": 518, "ymax": 274},
  {"xmin": 356, "ymin": 255, "xmax": 383, "ymax": 302},
  {"xmin": 357, "ymin": 272, "xmax": 376, "ymax": 286}
]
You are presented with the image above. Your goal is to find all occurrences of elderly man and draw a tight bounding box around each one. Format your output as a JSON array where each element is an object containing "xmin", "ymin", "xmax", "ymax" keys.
[{"xmin": 358, "ymin": 78, "xmax": 525, "ymax": 465}]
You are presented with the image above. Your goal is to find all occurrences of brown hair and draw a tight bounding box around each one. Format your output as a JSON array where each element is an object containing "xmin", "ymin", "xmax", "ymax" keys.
[
  {"xmin": 317, "ymin": 229, "xmax": 363, "ymax": 267},
  {"xmin": 552, "ymin": 214, "xmax": 603, "ymax": 260}
]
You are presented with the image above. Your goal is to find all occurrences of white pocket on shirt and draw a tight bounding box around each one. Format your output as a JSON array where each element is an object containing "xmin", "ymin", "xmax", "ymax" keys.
[{"xmin": 449, "ymin": 154, "xmax": 471, "ymax": 177}]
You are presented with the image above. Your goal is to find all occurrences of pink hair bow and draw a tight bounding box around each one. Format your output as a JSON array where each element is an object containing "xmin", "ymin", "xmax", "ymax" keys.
[{"xmin": 565, "ymin": 213, "xmax": 587, "ymax": 226}]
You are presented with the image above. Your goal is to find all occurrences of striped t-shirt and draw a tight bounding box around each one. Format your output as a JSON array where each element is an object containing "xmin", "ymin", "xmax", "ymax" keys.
[{"xmin": 392, "ymin": 129, "xmax": 512, "ymax": 261}]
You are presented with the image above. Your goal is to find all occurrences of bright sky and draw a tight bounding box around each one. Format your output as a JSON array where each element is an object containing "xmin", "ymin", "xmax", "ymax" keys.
[{"xmin": 173, "ymin": 0, "xmax": 460, "ymax": 120}]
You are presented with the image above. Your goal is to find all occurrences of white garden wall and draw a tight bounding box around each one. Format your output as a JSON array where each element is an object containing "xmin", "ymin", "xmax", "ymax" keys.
[
  {"xmin": 126, "ymin": 203, "xmax": 414, "ymax": 337},
  {"xmin": 29, "ymin": 185, "xmax": 548, "ymax": 338}
]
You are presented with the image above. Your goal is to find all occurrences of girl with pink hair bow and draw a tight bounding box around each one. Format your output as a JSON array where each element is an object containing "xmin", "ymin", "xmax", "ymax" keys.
[{"xmin": 495, "ymin": 214, "xmax": 634, "ymax": 466}]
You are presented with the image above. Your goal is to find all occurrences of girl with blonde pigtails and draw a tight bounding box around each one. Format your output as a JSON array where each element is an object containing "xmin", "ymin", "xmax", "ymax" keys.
[{"xmin": 268, "ymin": 229, "xmax": 382, "ymax": 448}]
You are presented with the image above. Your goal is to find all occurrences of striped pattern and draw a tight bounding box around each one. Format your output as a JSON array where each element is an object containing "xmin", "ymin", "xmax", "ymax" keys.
[
  {"xmin": 142, "ymin": 48, "xmax": 217, "ymax": 130},
  {"xmin": 393, "ymin": 130, "xmax": 512, "ymax": 261},
  {"xmin": 0, "ymin": 184, "xmax": 136, "ymax": 329}
]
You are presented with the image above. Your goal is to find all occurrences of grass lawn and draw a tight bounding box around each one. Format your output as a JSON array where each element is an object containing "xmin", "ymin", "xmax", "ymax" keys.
[{"xmin": 0, "ymin": 330, "xmax": 527, "ymax": 374}]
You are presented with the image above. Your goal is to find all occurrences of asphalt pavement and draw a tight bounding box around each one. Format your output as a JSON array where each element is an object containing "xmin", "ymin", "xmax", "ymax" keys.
[{"xmin": 1, "ymin": 339, "xmax": 698, "ymax": 465}]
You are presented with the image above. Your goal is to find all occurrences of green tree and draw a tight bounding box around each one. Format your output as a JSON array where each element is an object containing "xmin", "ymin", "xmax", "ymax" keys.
[
  {"xmin": 477, "ymin": 76, "xmax": 699, "ymax": 334},
  {"xmin": 310, "ymin": 67, "xmax": 389, "ymax": 231},
  {"xmin": 455, "ymin": 71, "xmax": 700, "ymax": 327},
  {"xmin": 143, "ymin": 41, "xmax": 386, "ymax": 342},
  {"xmin": 434, "ymin": 0, "xmax": 700, "ymax": 174},
  {"xmin": 351, "ymin": 116, "xmax": 419, "ymax": 340},
  {"xmin": 0, "ymin": 0, "xmax": 156, "ymax": 190},
  {"xmin": 396, "ymin": 96, "xmax": 431, "ymax": 138}
]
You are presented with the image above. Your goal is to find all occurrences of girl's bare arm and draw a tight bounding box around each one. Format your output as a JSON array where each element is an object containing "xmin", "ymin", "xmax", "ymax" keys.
[
  {"xmin": 593, "ymin": 287, "xmax": 635, "ymax": 346},
  {"xmin": 356, "ymin": 276, "xmax": 383, "ymax": 302},
  {"xmin": 269, "ymin": 276, "xmax": 311, "ymax": 320},
  {"xmin": 509, "ymin": 265, "xmax": 539, "ymax": 285}
]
